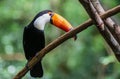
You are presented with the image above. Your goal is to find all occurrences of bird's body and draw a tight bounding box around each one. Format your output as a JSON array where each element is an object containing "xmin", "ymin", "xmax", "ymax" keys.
[
  {"xmin": 23, "ymin": 26, "xmax": 45, "ymax": 60},
  {"xmin": 23, "ymin": 10, "xmax": 76, "ymax": 78},
  {"xmin": 23, "ymin": 23, "xmax": 45, "ymax": 77}
]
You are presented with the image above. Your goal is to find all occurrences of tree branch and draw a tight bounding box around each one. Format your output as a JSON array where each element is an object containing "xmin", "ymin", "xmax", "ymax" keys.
[
  {"xmin": 79, "ymin": 0, "xmax": 120, "ymax": 61},
  {"xmin": 88, "ymin": 0, "xmax": 105, "ymax": 30},
  {"xmin": 0, "ymin": 53, "xmax": 24, "ymax": 61},
  {"xmin": 91, "ymin": 0, "xmax": 120, "ymax": 46},
  {"xmin": 14, "ymin": 5, "xmax": 120, "ymax": 79}
]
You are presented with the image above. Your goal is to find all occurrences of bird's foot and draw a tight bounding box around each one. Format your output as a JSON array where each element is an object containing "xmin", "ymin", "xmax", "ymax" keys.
[
  {"xmin": 25, "ymin": 62, "xmax": 30, "ymax": 70},
  {"xmin": 73, "ymin": 35, "xmax": 77, "ymax": 41}
]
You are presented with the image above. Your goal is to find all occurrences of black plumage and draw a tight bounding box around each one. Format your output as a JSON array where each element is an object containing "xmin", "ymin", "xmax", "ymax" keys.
[
  {"xmin": 23, "ymin": 26, "xmax": 45, "ymax": 77},
  {"xmin": 23, "ymin": 10, "xmax": 51, "ymax": 77}
]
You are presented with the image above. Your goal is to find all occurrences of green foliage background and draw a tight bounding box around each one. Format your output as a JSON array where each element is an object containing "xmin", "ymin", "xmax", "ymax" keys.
[{"xmin": 0, "ymin": 0, "xmax": 120, "ymax": 79}]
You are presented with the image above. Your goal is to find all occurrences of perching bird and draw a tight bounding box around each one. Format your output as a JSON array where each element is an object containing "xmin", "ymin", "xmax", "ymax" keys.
[{"xmin": 23, "ymin": 10, "xmax": 76, "ymax": 78}]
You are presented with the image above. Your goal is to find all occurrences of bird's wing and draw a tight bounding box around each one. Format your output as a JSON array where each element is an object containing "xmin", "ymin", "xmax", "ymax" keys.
[{"xmin": 23, "ymin": 26, "xmax": 30, "ymax": 60}]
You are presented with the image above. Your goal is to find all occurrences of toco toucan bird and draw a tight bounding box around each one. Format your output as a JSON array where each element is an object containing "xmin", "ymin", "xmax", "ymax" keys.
[{"xmin": 23, "ymin": 10, "xmax": 76, "ymax": 78}]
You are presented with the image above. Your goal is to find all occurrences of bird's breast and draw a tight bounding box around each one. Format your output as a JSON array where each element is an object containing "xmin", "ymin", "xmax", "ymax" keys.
[{"xmin": 23, "ymin": 26, "xmax": 45, "ymax": 60}]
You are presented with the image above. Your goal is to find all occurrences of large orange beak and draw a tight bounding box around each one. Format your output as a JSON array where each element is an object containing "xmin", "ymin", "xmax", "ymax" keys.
[{"xmin": 50, "ymin": 13, "xmax": 77, "ymax": 40}]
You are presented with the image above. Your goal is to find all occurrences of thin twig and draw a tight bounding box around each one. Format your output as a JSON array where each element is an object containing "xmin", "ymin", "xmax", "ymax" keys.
[{"xmin": 14, "ymin": 5, "xmax": 120, "ymax": 79}]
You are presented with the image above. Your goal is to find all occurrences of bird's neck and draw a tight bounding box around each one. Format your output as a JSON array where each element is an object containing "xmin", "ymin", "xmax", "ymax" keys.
[
  {"xmin": 33, "ymin": 14, "xmax": 50, "ymax": 30},
  {"xmin": 34, "ymin": 21, "xmax": 45, "ymax": 30}
]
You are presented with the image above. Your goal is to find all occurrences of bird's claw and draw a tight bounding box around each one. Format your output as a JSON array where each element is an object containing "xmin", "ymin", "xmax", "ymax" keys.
[{"xmin": 73, "ymin": 35, "xmax": 77, "ymax": 41}]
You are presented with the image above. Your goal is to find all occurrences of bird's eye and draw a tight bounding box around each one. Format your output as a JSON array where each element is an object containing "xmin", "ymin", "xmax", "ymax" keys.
[
  {"xmin": 48, "ymin": 12, "xmax": 53, "ymax": 16},
  {"xmin": 49, "ymin": 13, "xmax": 52, "ymax": 16}
]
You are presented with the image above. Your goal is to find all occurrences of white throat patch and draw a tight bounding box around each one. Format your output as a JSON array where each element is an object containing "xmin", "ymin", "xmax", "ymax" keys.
[{"xmin": 34, "ymin": 14, "xmax": 51, "ymax": 30}]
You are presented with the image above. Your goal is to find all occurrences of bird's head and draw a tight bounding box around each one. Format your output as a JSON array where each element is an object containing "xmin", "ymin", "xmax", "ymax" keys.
[{"xmin": 33, "ymin": 10, "xmax": 77, "ymax": 40}]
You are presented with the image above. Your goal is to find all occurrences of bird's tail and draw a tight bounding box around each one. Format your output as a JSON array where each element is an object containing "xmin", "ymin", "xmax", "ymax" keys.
[{"xmin": 30, "ymin": 61, "xmax": 43, "ymax": 77}]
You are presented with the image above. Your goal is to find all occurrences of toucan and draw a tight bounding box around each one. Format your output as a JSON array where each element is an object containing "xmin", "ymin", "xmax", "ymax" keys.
[{"xmin": 23, "ymin": 10, "xmax": 76, "ymax": 78}]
